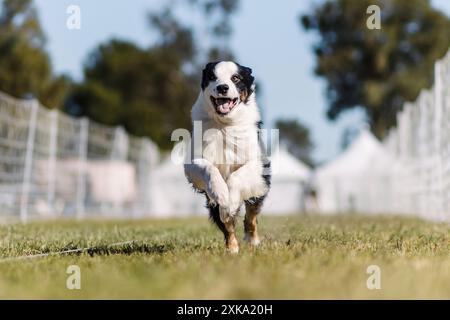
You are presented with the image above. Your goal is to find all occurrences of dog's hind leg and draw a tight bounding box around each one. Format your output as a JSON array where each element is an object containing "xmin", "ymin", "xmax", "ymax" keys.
[
  {"xmin": 243, "ymin": 199, "xmax": 264, "ymax": 246},
  {"xmin": 208, "ymin": 204, "xmax": 239, "ymax": 254}
]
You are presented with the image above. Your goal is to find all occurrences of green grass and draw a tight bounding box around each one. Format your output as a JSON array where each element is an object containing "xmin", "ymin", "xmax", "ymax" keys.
[{"xmin": 0, "ymin": 214, "xmax": 448, "ymax": 299}]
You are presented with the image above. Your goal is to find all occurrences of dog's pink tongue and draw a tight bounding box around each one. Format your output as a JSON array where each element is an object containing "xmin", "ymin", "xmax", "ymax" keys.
[{"xmin": 218, "ymin": 101, "xmax": 232, "ymax": 113}]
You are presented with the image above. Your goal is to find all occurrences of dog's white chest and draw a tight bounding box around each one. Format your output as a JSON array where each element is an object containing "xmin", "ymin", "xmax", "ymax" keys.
[{"xmin": 201, "ymin": 126, "xmax": 257, "ymax": 179}]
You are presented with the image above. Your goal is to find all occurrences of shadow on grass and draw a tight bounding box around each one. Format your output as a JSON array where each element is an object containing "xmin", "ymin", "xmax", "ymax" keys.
[
  {"xmin": 60, "ymin": 243, "xmax": 174, "ymax": 257},
  {"xmin": 0, "ymin": 243, "xmax": 174, "ymax": 261}
]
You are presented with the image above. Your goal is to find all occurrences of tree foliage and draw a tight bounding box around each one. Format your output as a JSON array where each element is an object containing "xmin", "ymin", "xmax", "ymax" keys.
[
  {"xmin": 0, "ymin": 0, "xmax": 70, "ymax": 108},
  {"xmin": 67, "ymin": 0, "xmax": 240, "ymax": 150},
  {"xmin": 68, "ymin": 36, "xmax": 196, "ymax": 149},
  {"xmin": 301, "ymin": 0, "xmax": 450, "ymax": 138}
]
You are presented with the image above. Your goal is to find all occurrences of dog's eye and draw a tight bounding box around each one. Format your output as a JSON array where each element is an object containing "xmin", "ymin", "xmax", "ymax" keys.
[
  {"xmin": 231, "ymin": 75, "xmax": 240, "ymax": 83},
  {"xmin": 209, "ymin": 74, "xmax": 217, "ymax": 81}
]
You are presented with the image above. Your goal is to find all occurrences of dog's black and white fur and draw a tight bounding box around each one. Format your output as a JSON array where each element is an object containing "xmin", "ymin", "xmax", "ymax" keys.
[{"xmin": 184, "ymin": 61, "xmax": 271, "ymax": 253}]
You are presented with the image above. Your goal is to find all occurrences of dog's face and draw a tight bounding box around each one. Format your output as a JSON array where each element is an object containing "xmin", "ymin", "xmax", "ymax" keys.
[{"xmin": 201, "ymin": 61, "xmax": 255, "ymax": 119}]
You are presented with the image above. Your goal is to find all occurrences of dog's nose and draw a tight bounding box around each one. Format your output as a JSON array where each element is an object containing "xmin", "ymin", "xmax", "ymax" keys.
[{"xmin": 216, "ymin": 84, "xmax": 229, "ymax": 95}]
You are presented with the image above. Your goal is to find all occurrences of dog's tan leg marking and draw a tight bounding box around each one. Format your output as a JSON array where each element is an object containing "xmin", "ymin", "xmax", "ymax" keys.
[
  {"xmin": 224, "ymin": 217, "xmax": 239, "ymax": 254},
  {"xmin": 244, "ymin": 202, "xmax": 261, "ymax": 246}
]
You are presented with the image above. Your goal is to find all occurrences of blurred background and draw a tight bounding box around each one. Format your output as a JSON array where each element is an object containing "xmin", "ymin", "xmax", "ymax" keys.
[{"xmin": 0, "ymin": 0, "xmax": 449, "ymax": 221}]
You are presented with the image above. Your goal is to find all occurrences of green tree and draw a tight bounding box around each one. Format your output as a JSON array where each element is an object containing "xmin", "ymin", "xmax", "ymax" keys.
[
  {"xmin": 301, "ymin": 0, "xmax": 450, "ymax": 138},
  {"xmin": 190, "ymin": 0, "xmax": 239, "ymax": 60},
  {"xmin": 0, "ymin": 0, "xmax": 70, "ymax": 108},
  {"xmin": 68, "ymin": 34, "xmax": 196, "ymax": 149},
  {"xmin": 67, "ymin": 1, "xmax": 240, "ymax": 149},
  {"xmin": 275, "ymin": 119, "xmax": 314, "ymax": 167}
]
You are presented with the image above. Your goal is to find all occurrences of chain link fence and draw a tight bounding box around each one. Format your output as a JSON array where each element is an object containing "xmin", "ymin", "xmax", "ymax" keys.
[
  {"xmin": 0, "ymin": 92, "xmax": 158, "ymax": 222},
  {"xmin": 383, "ymin": 49, "xmax": 450, "ymax": 221},
  {"xmin": 1, "ymin": 49, "xmax": 449, "ymax": 223}
]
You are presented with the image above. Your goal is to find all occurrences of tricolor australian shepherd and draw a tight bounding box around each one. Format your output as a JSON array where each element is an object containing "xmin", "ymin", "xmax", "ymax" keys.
[{"xmin": 184, "ymin": 61, "xmax": 271, "ymax": 253}]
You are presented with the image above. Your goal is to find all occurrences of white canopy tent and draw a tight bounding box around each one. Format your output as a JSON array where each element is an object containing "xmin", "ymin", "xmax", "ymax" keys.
[
  {"xmin": 149, "ymin": 145, "xmax": 205, "ymax": 217},
  {"xmin": 264, "ymin": 147, "xmax": 312, "ymax": 215},
  {"xmin": 148, "ymin": 145, "xmax": 312, "ymax": 217},
  {"xmin": 314, "ymin": 129, "xmax": 396, "ymax": 214}
]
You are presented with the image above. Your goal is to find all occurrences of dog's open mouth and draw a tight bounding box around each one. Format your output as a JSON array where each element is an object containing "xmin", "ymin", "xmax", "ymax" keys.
[{"xmin": 210, "ymin": 96, "xmax": 238, "ymax": 116}]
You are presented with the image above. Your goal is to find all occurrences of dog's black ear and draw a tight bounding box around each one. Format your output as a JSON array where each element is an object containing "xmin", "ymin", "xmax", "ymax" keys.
[
  {"xmin": 201, "ymin": 62, "xmax": 218, "ymax": 90},
  {"xmin": 238, "ymin": 65, "xmax": 255, "ymax": 92},
  {"xmin": 238, "ymin": 64, "xmax": 255, "ymax": 102}
]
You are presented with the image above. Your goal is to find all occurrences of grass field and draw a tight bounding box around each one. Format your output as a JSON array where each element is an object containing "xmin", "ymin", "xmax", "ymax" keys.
[{"xmin": 0, "ymin": 214, "xmax": 449, "ymax": 299}]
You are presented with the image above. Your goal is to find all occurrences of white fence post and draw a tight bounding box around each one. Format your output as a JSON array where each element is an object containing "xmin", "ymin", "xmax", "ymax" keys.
[
  {"xmin": 20, "ymin": 99, "xmax": 38, "ymax": 223},
  {"xmin": 111, "ymin": 126, "xmax": 129, "ymax": 215},
  {"xmin": 76, "ymin": 117, "xmax": 89, "ymax": 219},
  {"xmin": 434, "ymin": 61, "xmax": 444, "ymax": 219},
  {"xmin": 112, "ymin": 126, "xmax": 129, "ymax": 161},
  {"xmin": 47, "ymin": 110, "xmax": 58, "ymax": 215},
  {"xmin": 136, "ymin": 138, "xmax": 155, "ymax": 217}
]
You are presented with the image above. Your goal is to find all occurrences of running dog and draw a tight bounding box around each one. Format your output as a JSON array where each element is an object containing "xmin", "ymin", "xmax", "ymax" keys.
[{"xmin": 184, "ymin": 61, "xmax": 271, "ymax": 253}]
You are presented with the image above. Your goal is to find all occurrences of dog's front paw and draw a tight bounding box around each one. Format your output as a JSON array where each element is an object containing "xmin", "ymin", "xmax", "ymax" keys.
[
  {"xmin": 219, "ymin": 206, "xmax": 232, "ymax": 223},
  {"xmin": 219, "ymin": 204, "xmax": 241, "ymax": 225},
  {"xmin": 228, "ymin": 189, "xmax": 242, "ymax": 216},
  {"xmin": 207, "ymin": 177, "xmax": 229, "ymax": 208}
]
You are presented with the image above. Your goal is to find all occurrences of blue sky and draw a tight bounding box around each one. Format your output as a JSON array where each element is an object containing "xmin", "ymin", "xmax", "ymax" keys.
[{"xmin": 34, "ymin": 0, "xmax": 450, "ymax": 162}]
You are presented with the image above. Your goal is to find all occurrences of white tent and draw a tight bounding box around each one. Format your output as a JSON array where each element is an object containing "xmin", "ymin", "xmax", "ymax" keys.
[
  {"xmin": 149, "ymin": 144, "xmax": 312, "ymax": 216},
  {"xmin": 264, "ymin": 147, "xmax": 312, "ymax": 215},
  {"xmin": 314, "ymin": 129, "xmax": 396, "ymax": 214},
  {"xmin": 149, "ymin": 144, "xmax": 205, "ymax": 217}
]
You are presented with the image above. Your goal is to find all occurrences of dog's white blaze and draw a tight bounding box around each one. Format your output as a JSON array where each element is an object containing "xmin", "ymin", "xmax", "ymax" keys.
[{"xmin": 213, "ymin": 61, "xmax": 239, "ymax": 94}]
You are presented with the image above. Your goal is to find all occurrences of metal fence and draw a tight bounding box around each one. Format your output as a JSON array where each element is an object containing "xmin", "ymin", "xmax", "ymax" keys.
[
  {"xmin": 313, "ymin": 49, "xmax": 450, "ymax": 222},
  {"xmin": 0, "ymin": 92, "xmax": 158, "ymax": 222},
  {"xmin": 383, "ymin": 49, "xmax": 450, "ymax": 221},
  {"xmin": 1, "ymin": 50, "xmax": 450, "ymax": 223}
]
